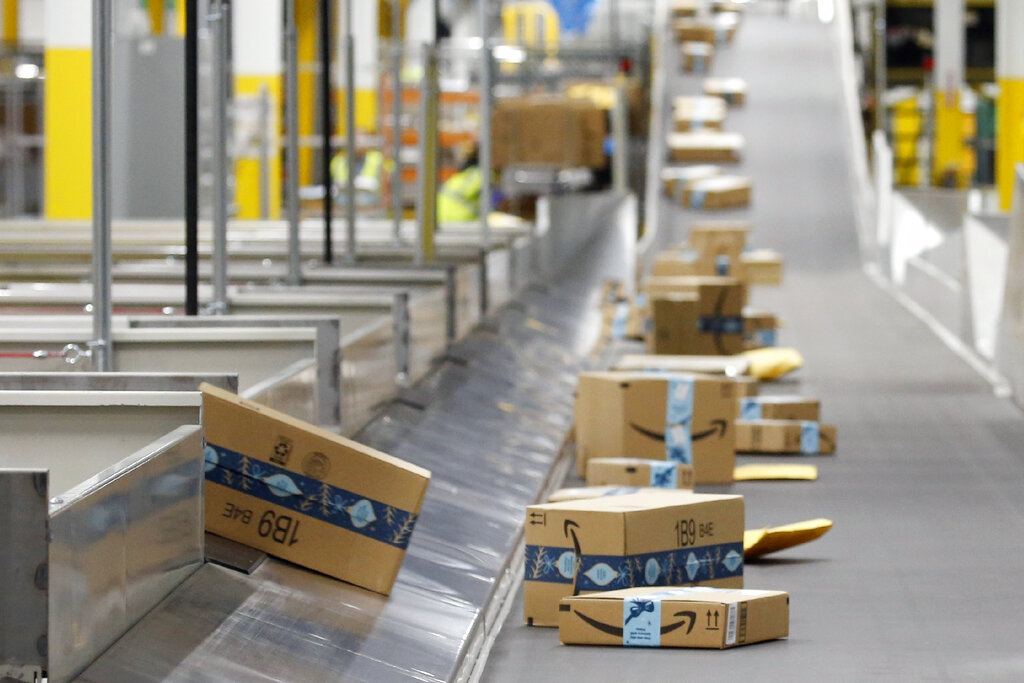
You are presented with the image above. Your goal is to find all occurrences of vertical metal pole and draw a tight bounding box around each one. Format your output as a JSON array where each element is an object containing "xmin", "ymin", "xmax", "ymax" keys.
[
  {"xmin": 92, "ymin": 0, "xmax": 114, "ymax": 367},
  {"xmin": 211, "ymin": 0, "xmax": 230, "ymax": 313},
  {"xmin": 415, "ymin": 43, "xmax": 439, "ymax": 264},
  {"xmin": 393, "ymin": 291, "xmax": 411, "ymax": 385},
  {"xmin": 320, "ymin": 0, "xmax": 334, "ymax": 263},
  {"xmin": 344, "ymin": 1, "xmax": 357, "ymax": 262},
  {"xmin": 873, "ymin": 0, "xmax": 886, "ymax": 134},
  {"xmin": 285, "ymin": 0, "xmax": 302, "ymax": 285},
  {"xmin": 391, "ymin": 0, "xmax": 403, "ymax": 244},
  {"xmin": 257, "ymin": 83, "xmax": 271, "ymax": 220},
  {"xmin": 4, "ymin": 80, "xmax": 15, "ymax": 217},
  {"xmin": 478, "ymin": 0, "xmax": 492, "ymax": 249},
  {"xmin": 445, "ymin": 263, "xmax": 458, "ymax": 342},
  {"xmin": 9, "ymin": 78, "xmax": 23, "ymax": 216},
  {"xmin": 185, "ymin": 0, "xmax": 200, "ymax": 315}
]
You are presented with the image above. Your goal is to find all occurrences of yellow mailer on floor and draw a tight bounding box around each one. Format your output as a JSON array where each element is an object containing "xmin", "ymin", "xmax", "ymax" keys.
[
  {"xmin": 734, "ymin": 463, "xmax": 818, "ymax": 481},
  {"xmin": 744, "ymin": 518, "xmax": 833, "ymax": 559}
]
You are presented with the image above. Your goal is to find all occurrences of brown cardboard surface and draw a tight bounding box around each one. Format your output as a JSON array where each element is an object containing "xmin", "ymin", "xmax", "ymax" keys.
[
  {"xmin": 739, "ymin": 249, "xmax": 784, "ymax": 285},
  {"xmin": 647, "ymin": 281, "xmax": 746, "ymax": 356},
  {"xmin": 666, "ymin": 131, "xmax": 744, "ymax": 163},
  {"xmin": 662, "ymin": 165, "xmax": 721, "ymax": 200},
  {"xmin": 683, "ymin": 175, "xmax": 752, "ymax": 209},
  {"xmin": 601, "ymin": 299, "xmax": 649, "ymax": 341},
  {"xmin": 673, "ymin": 96, "xmax": 728, "ymax": 132},
  {"xmin": 743, "ymin": 310, "xmax": 779, "ymax": 350},
  {"xmin": 491, "ymin": 95, "xmax": 607, "ymax": 169},
  {"xmin": 652, "ymin": 250, "xmax": 706, "ymax": 277},
  {"xmin": 738, "ymin": 395, "xmax": 820, "ymax": 421},
  {"xmin": 642, "ymin": 275, "xmax": 744, "ymax": 299},
  {"xmin": 200, "ymin": 384, "xmax": 431, "ymax": 594},
  {"xmin": 586, "ymin": 458, "xmax": 695, "ymax": 490},
  {"xmin": 525, "ymin": 491, "xmax": 745, "ymax": 626},
  {"xmin": 688, "ymin": 223, "xmax": 750, "ymax": 275},
  {"xmin": 673, "ymin": 18, "xmax": 716, "ymax": 43},
  {"xmin": 703, "ymin": 77, "xmax": 748, "ymax": 106},
  {"xmin": 574, "ymin": 371, "xmax": 737, "ymax": 484},
  {"xmin": 559, "ymin": 586, "xmax": 788, "ymax": 648},
  {"xmin": 735, "ymin": 419, "xmax": 837, "ymax": 455},
  {"xmin": 682, "ymin": 41, "xmax": 715, "ymax": 73}
]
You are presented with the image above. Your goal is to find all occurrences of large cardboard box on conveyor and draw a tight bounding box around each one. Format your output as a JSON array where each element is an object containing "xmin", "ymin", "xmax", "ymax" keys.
[
  {"xmin": 200, "ymin": 384, "xmax": 431, "ymax": 595},
  {"xmin": 683, "ymin": 175, "xmax": 752, "ymax": 210},
  {"xmin": 673, "ymin": 96, "xmax": 728, "ymax": 132},
  {"xmin": 735, "ymin": 419, "xmax": 837, "ymax": 455},
  {"xmin": 574, "ymin": 371, "xmax": 738, "ymax": 484},
  {"xmin": 649, "ymin": 281, "xmax": 746, "ymax": 356},
  {"xmin": 559, "ymin": 586, "xmax": 788, "ymax": 649},
  {"xmin": 524, "ymin": 490, "xmax": 745, "ymax": 626},
  {"xmin": 586, "ymin": 458, "xmax": 696, "ymax": 491},
  {"xmin": 667, "ymin": 131, "xmax": 744, "ymax": 163},
  {"xmin": 491, "ymin": 94, "xmax": 607, "ymax": 169}
]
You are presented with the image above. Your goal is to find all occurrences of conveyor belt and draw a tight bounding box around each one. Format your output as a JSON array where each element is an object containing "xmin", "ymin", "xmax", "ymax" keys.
[{"xmin": 484, "ymin": 6, "xmax": 1024, "ymax": 680}]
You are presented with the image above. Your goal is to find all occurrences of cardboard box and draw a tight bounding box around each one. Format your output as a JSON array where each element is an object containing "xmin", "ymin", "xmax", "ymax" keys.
[
  {"xmin": 703, "ymin": 77, "xmax": 747, "ymax": 106},
  {"xmin": 601, "ymin": 295, "xmax": 650, "ymax": 341},
  {"xmin": 712, "ymin": 11, "xmax": 741, "ymax": 43},
  {"xmin": 549, "ymin": 485, "xmax": 659, "ymax": 503},
  {"xmin": 574, "ymin": 371, "xmax": 738, "ymax": 483},
  {"xmin": 491, "ymin": 95, "xmax": 607, "ymax": 169},
  {"xmin": 673, "ymin": 96, "xmax": 727, "ymax": 132},
  {"xmin": 670, "ymin": 0, "xmax": 699, "ymax": 17},
  {"xmin": 648, "ymin": 282, "xmax": 746, "ymax": 356},
  {"xmin": 673, "ymin": 18, "xmax": 715, "ymax": 43},
  {"xmin": 662, "ymin": 165, "xmax": 721, "ymax": 200},
  {"xmin": 683, "ymin": 175, "xmax": 752, "ymax": 210},
  {"xmin": 642, "ymin": 275, "xmax": 745, "ymax": 299},
  {"xmin": 735, "ymin": 419, "xmax": 837, "ymax": 455},
  {"xmin": 682, "ymin": 41, "xmax": 714, "ymax": 73},
  {"xmin": 667, "ymin": 131, "xmax": 744, "ymax": 163},
  {"xmin": 524, "ymin": 491, "xmax": 745, "ymax": 626},
  {"xmin": 738, "ymin": 396, "xmax": 819, "ymax": 421},
  {"xmin": 652, "ymin": 249, "xmax": 705, "ymax": 277},
  {"xmin": 200, "ymin": 383, "xmax": 431, "ymax": 594},
  {"xmin": 688, "ymin": 222, "xmax": 751, "ymax": 276},
  {"xmin": 739, "ymin": 249, "xmax": 784, "ymax": 285},
  {"xmin": 559, "ymin": 586, "xmax": 788, "ymax": 648},
  {"xmin": 743, "ymin": 310, "xmax": 779, "ymax": 349},
  {"xmin": 586, "ymin": 458, "xmax": 695, "ymax": 490}
]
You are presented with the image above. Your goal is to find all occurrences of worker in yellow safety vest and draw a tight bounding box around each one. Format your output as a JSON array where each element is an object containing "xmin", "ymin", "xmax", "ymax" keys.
[{"xmin": 437, "ymin": 149, "xmax": 485, "ymax": 223}]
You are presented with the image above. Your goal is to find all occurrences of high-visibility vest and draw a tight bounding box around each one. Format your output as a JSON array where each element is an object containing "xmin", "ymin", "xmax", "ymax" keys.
[{"xmin": 437, "ymin": 166, "xmax": 483, "ymax": 222}]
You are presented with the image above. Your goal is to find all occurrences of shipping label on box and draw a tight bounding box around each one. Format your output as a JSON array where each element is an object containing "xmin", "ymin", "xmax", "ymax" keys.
[
  {"xmin": 735, "ymin": 419, "xmax": 836, "ymax": 455},
  {"xmin": 738, "ymin": 396, "xmax": 819, "ymax": 421},
  {"xmin": 559, "ymin": 586, "xmax": 788, "ymax": 648},
  {"xmin": 586, "ymin": 458, "xmax": 695, "ymax": 490},
  {"xmin": 575, "ymin": 371, "xmax": 736, "ymax": 483},
  {"xmin": 200, "ymin": 384, "xmax": 431, "ymax": 595},
  {"xmin": 524, "ymin": 491, "xmax": 745, "ymax": 626}
]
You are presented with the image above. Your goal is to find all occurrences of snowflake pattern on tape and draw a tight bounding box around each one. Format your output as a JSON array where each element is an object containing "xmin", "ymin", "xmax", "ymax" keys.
[
  {"xmin": 525, "ymin": 542, "xmax": 744, "ymax": 590},
  {"xmin": 205, "ymin": 443, "xmax": 418, "ymax": 549}
]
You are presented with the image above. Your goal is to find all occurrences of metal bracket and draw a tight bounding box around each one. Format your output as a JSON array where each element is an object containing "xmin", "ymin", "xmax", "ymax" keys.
[
  {"xmin": 393, "ymin": 292, "xmax": 411, "ymax": 386},
  {"xmin": 0, "ymin": 470, "xmax": 48, "ymax": 681}
]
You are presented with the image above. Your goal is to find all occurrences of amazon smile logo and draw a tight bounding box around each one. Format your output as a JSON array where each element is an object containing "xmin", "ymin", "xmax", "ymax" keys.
[
  {"xmin": 572, "ymin": 609, "xmax": 697, "ymax": 637},
  {"xmin": 628, "ymin": 419, "xmax": 728, "ymax": 442}
]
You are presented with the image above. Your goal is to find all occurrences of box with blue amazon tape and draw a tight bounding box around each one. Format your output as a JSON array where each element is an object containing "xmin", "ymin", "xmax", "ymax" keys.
[
  {"xmin": 683, "ymin": 176, "xmax": 751, "ymax": 210},
  {"xmin": 559, "ymin": 586, "xmax": 788, "ymax": 648},
  {"xmin": 667, "ymin": 131, "xmax": 744, "ymax": 163},
  {"xmin": 688, "ymin": 222, "xmax": 750, "ymax": 276},
  {"xmin": 586, "ymin": 458, "xmax": 695, "ymax": 491},
  {"xmin": 648, "ymin": 282, "xmax": 747, "ymax": 356},
  {"xmin": 200, "ymin": 383, "xmax": 430, "ymax": 595},
  {"xmin": 735, "ymin": 419, "xmax": 836, "ymax": 455},
  {"xmin": 737, "ymin": 396, "xmax": 819, "ymax": 421},
  {"xmin": 524, "ymin": 491, "xmax": 745, "ymax": 627},
  {"xmin": 574, "ymin": 371, "xmax": 737, "ymax": 484},
  {"xmin": 601, "ymin": 295, "xmax": 650, "ymax": 341}
]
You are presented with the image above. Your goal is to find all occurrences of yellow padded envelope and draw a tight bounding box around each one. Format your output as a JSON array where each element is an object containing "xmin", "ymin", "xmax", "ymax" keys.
[
  {"xmin": 734, "ymin": 463, "xmax": 818, "ymax": 481},
  {"xmin": 741, "ymin": 347, "xmax": 803, "ymax": 380},
  {"xmin": 744, "ymin": 518, "xmax": 833, "ymax": 559}
]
